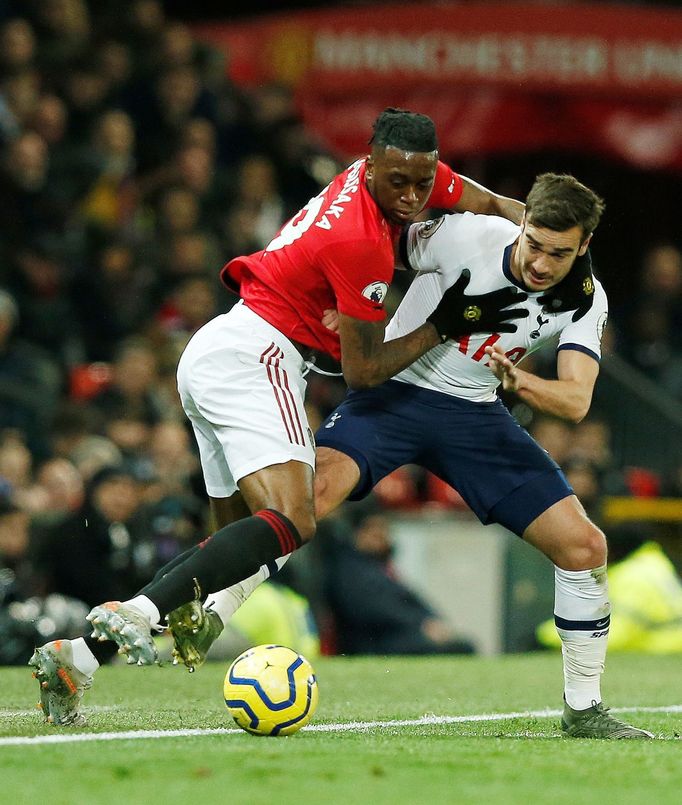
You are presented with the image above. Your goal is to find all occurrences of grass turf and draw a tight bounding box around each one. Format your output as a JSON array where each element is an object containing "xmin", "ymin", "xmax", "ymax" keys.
[{"xmin": 1, "ymin": 652, "xmax": 680, "ymax": 804}]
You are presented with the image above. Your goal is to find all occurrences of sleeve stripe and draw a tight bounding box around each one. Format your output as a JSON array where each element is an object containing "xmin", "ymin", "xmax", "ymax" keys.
[{"xmin": 557, "ymin": 343, "xmax": 601, "ymax": 363}]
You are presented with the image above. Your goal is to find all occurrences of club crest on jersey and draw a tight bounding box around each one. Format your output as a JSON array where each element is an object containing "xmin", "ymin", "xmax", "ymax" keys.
[
  {"xmin": 362, "ymin": 281, "xmax": 388, "ymax": 305},
  {"xmin": 417, "ymin": 217, "xmax": 445, "ymax": 239},
  {"xmin": 530, "ymin": 313, "xmax": 550, "ymax": 340}
]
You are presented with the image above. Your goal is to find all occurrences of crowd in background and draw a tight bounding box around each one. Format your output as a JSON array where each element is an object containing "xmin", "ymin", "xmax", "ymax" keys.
[{"xmin": 0, "ymin": 0, "xmax": 681, "ymax": 662}]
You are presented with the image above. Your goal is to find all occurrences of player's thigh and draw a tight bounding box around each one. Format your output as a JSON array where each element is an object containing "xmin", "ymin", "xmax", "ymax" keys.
[
  {"xmin": 315, "ymin": 381, "xmax": 425, "ymax": 501},
  {"xmin": 185, "ymin": 407, "xmax": 238, "ymax": 498},
  {"xmin": 178, "ymin": 305, "xmax": 315, "ymax": 492},
  {"xmin": 426, "ymin": 398, "xmax": 571, "ymax": 535}
]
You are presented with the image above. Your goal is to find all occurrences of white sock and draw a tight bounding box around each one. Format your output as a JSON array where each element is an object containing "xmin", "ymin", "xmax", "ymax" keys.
[
  {"xmin": 554, "ymin": 565, "xmax": 610, "ymax": 711},
  {"xmin": 125, "ymin": 595, "xmax": 161, "ymax": 628},
  {"xmin": 70, "ymin": 637, "xmax": 100, "ymax": 676},
  {"xmin": 205, "ymin": 554, "xmax": 291, "ymax": 624}
]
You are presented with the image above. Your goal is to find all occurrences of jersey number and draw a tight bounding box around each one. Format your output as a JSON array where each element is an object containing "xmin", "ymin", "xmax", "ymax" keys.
[
  {"xmin": 457, "ymin": 334, "xmax": 527, "ymax": 364},
  {"xmin": 265, "ymin": 191, "xmax": 326, "ymax": 252}
]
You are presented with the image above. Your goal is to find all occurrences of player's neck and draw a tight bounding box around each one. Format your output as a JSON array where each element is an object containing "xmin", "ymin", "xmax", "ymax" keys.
[{"xmin": 509, "ymin": 240, "xmax": 522, "ymax": 283}]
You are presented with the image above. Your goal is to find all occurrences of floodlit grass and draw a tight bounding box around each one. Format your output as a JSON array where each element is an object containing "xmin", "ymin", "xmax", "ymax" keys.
[{"xmin": 2, "ymin": 653, "xmax": 680, "ymax": 804}]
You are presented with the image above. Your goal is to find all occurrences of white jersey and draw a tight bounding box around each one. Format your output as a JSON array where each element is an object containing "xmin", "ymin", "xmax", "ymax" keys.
[{"xmin": 387, "ymin": 212, "xmax": 608, "ymax": 402}]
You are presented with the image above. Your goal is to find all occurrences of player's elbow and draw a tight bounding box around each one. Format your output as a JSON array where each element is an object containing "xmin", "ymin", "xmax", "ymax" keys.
[
  {"xmin": 343, "ymin": 370, "xmax": 373, "ymax": 390},
  {"xmin": 342, "ymin": 361, "xmax": 383, "ymax": 390},
  {"xmin": 567, "ymin": 399, "xmax": 592, "ymax": 424}
]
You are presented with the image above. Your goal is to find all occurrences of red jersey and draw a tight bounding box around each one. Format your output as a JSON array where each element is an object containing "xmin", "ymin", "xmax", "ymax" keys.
[{"xmin": 221, "ymin": 158, "xmax": 463, "ymax": 360}]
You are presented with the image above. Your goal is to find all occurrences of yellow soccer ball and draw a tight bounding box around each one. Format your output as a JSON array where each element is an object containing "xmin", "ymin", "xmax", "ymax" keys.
[{"xmin": 223, "ymin": 644, "xmax": 319, "ymax": 736}]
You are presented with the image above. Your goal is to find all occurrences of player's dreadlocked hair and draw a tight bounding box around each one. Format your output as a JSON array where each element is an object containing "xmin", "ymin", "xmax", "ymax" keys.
[
  {"xmin": 369, "ymin": 108, "xmax": 438, "ymax": 153},
  {"xmin": 526, "ymin": 173, "xmax": 605, "ymax": 238}
]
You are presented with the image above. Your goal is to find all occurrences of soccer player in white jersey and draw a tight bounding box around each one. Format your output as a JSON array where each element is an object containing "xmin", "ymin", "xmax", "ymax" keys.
[{"xmin": 171, "ymin": 173, "xmax": 653, "ymax": 739}]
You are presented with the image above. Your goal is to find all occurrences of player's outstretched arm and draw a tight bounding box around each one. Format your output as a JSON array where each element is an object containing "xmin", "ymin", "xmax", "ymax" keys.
[
  {"xmin": 485, "ymin": 345, "xmax": 599, "ymax": 423},
  {"xmin": 338, "ymin": 314, "xmax": 439, "ymax": 389},
  {"xmin": 455, "ymin": 176, "xmax": 525, "ymax": 224},
  {"xmin": 339, "ymin": 273, "xmax": 528, "ymax": 389}
]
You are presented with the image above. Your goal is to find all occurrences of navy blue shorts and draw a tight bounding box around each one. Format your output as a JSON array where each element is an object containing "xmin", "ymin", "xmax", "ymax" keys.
[{"xmin": 315, "ymin": 380, "xmax": 573, "ymax": 536}]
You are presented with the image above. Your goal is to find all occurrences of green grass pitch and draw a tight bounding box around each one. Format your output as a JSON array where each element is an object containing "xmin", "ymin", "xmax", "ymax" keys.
[{"xmin": 1, "ymin": 652, "xmax": 680, "ymax": 804}]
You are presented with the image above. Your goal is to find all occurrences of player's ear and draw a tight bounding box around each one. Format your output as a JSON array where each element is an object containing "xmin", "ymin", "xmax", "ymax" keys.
[
  {"xmin": 578, "ymin": 233, "xmax": 592, "ymax": 256},
  {"xmin": 365, "ymin": 155, "xmax": 374, "ymax": 180}
]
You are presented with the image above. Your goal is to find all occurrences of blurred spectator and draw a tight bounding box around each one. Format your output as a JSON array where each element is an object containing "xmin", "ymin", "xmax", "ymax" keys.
[
  {"xmin": 0, "ymin": 17, "xmax": 37, "ymax": 80},
  {"xmin": 0, "ymin": 429, "xmax": 34, "ymax": 506},
  {"xmin": 32, "ymin": 456, "xmax": 85, "ymax": 523},
  {"xmin": 74, "ymin": 237, "xmax": 156, "ymax": 361},
  {"xmin": 32, "ymin": 464, "xmax": 158, "ymax": 607},
  {"xmin": 620, "ymin": 242, "xmax": 682, "ymax": 397},
  {"xmin": 151, "ymin": 274, "xmax": 222, "ymax": 356},
  {"xmin": 528, "ymin": 415, "xmax": 573, "ymax": 466},
  {"xmin": 1, "ymin": 66, "xmax": 41, "ymax": 133},
  {"xmin": 324, "ymin": 499, "xmax": 475, "ymax": 655},
  {"xmin": 32, "ymin": 0, "xmax": 91, "ymax": 74},
  {"xmin": 90, "ymin": 336, "xmax": 163, "ymax": 427},
  {"xmin": 0, "ymin": 290, "xmax": 62, "ymax": 457},
  {"xmin": 231, "ymin": 153, "xmax": 290, "ymax": 247},
  {"xmin": 144, "ymin": 420, "xmax": 199, "ymax": 500},
  {"xmin": 0, "ymin": 130, "xmax": 69, "ymax": 247},
  {"xmin": 131, "ymin": 64, "xmax": 217, "ymax": 174},
  {"xmin": 0, "ymin": 498, "xmax": 37, "ymax": 597},
  {"xmin": 78, "ymin": 108, "xmax": 138, "ymax": 233},
  {"xmin": 0, "ymin": 497, "xmax": 87, "ymax": 665},
  {"xmin": 10, "ymin": 235, "xmax": 85, "ymax": 368},
  {"xmin": 29, "ymin": 93, "xmax": 69, "ymax": 154}
]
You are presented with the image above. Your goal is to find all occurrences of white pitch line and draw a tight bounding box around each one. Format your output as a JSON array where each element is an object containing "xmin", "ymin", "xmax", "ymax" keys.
[{"xmin": 0, "ymin": 705, "xmax": 680, "ymax": 747}]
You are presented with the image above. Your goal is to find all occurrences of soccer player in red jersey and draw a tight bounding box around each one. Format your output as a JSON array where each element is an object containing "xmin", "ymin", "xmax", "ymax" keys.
[{"xmin": 30, "ymin": 109, "xmax": 528, "ymax": 724}]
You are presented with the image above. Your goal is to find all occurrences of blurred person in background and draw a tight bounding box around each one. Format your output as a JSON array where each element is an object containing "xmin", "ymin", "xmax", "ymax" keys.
[
  {"xmin": 0, "ymin": 289, "xmax": 62, "ymax": 458},
  {"xmin": 0, "ymin": 497, "xmax": 88, "ymax": 665},
  {"xmin": 528, "ymin": 415, "xmax": 573, "ymax": 466},
  {"xmin": 324, "ymin": 499, "xmax": 474, "ymax": 656},
  {"xmin": 32, "ymin": 457, "xmax": 85, "ymax": 525},
  {"xmin": 0, "ymin": 17, "xmax": 36, "ymax": 82},
  {"xmin": 75, "ymin": 238, "xmax": 157, "ymax": 361},
  {"xmin": 89, "ymin": 336, "xmax": 164, "ymax": 430},
  {"xmin": 150, "ymin": 275, "xmax": 222, "ymax": 354},
  {"xmin": 32, "ymin": 465, "xmax": 157, "ymax": 609},
  {"xmin": 619, "ymin": 242, "xmax": 682, "ymax": 397}
]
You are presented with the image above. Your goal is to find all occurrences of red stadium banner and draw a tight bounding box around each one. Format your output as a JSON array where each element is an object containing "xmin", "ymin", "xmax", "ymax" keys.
[{"xmin": 193, "ymin": 2, "xmax": 682, "ymax": 169}]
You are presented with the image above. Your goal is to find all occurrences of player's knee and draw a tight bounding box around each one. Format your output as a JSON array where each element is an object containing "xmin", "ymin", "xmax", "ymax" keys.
[{"xmin": 555, "ymin": 523, "xmax": 607, "ymax": 570}]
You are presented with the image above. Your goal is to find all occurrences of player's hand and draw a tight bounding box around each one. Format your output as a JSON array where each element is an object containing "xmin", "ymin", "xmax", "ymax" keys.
[
  {"xmin": 484, "ymin": 344, "xmax": 520, "ymax": 391},
  {"xmin": 321, "ymin": 308, "xmax": 339, "ymax": 332},
  {"xmin": 427, "ymin": 269, "xmax": 529, "ymax": 341},
  {"xmin": 538, "ymin": 249, "xmax": 595, "ymax": 322}
]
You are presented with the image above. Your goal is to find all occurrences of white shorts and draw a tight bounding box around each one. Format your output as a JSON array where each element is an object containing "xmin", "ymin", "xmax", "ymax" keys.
[{"xmin": 177, "ymin": 301, "xmax": 315, "ymax": 498}]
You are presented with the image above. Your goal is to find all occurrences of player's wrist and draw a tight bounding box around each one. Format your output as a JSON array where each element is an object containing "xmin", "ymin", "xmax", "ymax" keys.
[{"xmin": 425, "ymin": 321, "xmax": 448, "ymax": 345}]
